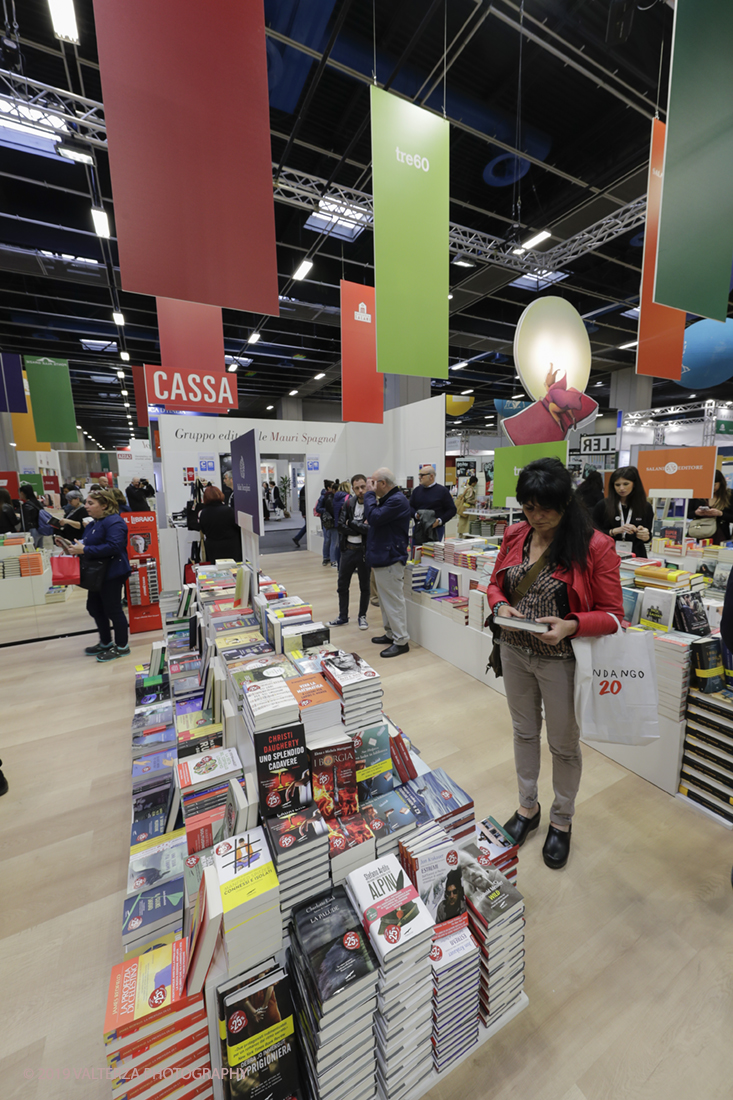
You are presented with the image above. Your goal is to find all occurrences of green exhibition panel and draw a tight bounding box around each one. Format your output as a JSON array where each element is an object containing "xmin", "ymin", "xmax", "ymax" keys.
[
  {"xmin": 23, "ymin": 356, "xmax": 78, "ymax": 443},
  {"xmin": 493, "ymin": 441, "xmax": 569, "ymax": 507},
  {"xmin": 370, "ymin": 87, "xmax": 449, "ymax": 379},
  {"xmin": 654, "ymin": 0, "xmax": 733, "ymax": 322}
]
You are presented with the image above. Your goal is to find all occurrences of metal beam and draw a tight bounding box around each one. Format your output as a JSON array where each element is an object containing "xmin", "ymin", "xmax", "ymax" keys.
[{"xmin": 0, "ymin": 68, "xmax": 107, "ymax": 147}]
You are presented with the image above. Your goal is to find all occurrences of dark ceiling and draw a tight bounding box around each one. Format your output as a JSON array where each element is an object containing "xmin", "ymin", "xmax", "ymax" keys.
[{"xmin": 1, "ymin": 0, "xmax": 725, "ymax": 452}]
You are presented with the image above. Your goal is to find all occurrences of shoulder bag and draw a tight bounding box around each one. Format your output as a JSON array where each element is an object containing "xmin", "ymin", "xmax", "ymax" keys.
[
  {"xmin": 688, "ymin": 516, "xmax": 718, "ymax": 539},
  {"xmin": 486, "ymin": 549, "xmax": 549, "ymax": 678},
  {"xmin": 80, "ymin": 555, "xmax": 109, "ymax": 592}
]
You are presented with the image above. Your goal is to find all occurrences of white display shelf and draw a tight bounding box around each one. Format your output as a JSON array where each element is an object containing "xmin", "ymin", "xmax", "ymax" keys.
[
  {"xmin": 0, "ymin": 565, "xmax": 53, "ymax": 610},
  {"xmin": 399, "ymin": 993, "xmax": 529, "ymax": 1100},
  {"xmin": 0, "ymin": 539, "xmax": 33, "ymax": 559},
  {"xmin": 405, "ymin": 593, "xmax": 506, "ymax": 697},
  {"xmin": 675, "ymin": 791, "xmax": 733, "ymax": 830}
]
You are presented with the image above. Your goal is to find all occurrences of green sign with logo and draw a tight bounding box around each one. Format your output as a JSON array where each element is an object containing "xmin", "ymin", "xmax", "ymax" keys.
[
  {"xmin": 493, "ymin": 441, "xmax": 569, "ymax": 507},
  {"xmin": 716, "ymin": 419, "xmax": 733, "ymax": 436},
  {"xmin": 370, "ymin": 87, "xmax": 449, "ymax": 378},
  {"xmin": 23, "ymin": 356, "xmax": 77, "ymax": 442}
]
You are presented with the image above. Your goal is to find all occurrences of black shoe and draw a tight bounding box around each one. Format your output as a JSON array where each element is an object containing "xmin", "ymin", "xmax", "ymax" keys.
[
  {"xmin": 329, "ymin": 617, "xmax": 348, "ymax": 627},
  {"xmin": 543, "ymin": 824, "xmax": 571, "ymax": 869},
  {"xmin": 380, "ymin": 643, "xmax": 410, "ymax": 658},
  {"xmin": 85, "ymin": 641, "xmax": 113, "ymax": 656},
  {"xmin": 293, "ymin": 539, "xmax": 301, "ymax": 548},
  {"xmin": 502, "ymin": 804, "xmax": 541, "ymax": 848},
  {"xmin": 371, "ymin": 635, "xmax": 391, "ymax": 645},
  {"xmin": 0, "ymin": 761, "xmax": 7, "ymax": 797}
]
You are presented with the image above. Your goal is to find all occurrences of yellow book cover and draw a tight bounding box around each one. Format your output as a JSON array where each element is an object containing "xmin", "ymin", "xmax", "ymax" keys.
[{"xmin": 212, "ymin": 828, "xmax": 278, "ymax": 916}]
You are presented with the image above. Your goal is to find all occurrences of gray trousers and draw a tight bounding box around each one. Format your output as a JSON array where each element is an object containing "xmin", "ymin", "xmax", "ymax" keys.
[
  {"xmin": 500, "ymin": 644, "xmax": 581, "ymax": 828},
  {"xmin": 373, "ymin": 562, "xmax": 409, "ymax": 645}
]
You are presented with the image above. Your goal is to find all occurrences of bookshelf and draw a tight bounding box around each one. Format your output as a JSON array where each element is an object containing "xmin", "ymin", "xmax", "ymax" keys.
[
  {"xmin": 405, "ymin": 591, "xmax": 506, "ymax": 697},
  {"xmin": 0, "ymin": 565, "xmax": 53, "ymax": 610}
]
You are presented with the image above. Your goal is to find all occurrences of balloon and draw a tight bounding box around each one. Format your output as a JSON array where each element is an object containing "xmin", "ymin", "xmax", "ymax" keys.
[
  {"xmin": 494, "ymin": 399, "xmax": 530, "ymax": 413},
  {"xmin": 446, "ymin": 395, "xmax": 474, "ymax": 416},
  {"xmin": 513, "ymin": 297, "xmax": 591, "ymax": 402},
  {"xmin": 674, "ymin": 318, "xmax": 733, "ymax": 390}
]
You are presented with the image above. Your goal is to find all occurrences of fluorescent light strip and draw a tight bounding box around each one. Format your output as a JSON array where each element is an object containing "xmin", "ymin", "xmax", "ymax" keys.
[
  {"xmin": 113, "ymin": 311, "xmax": 125, "ymax": 326},
  {"xmin": 48, "ymin": 0, "xmax": 80, "ymax": 43},
  {"xmin": 91, "ymin": 207, "xmax": 110, "ymax": 238},
  {"xmin": 248, "ymin": 332, "xmax": 261, "ymax": 344},
  {"xmin": 120, "ymin": 352, "xmax": 130, "ymax": 362},
  {"xmin": 618, "ymin": 341, "xmax": 638, "ymax": 350},
  {"xmin": 293, "ymin": 260, "xmax": 313, "ymax": 281}
]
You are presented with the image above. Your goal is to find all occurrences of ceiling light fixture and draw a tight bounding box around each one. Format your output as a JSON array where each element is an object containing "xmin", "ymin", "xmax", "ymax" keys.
[
  {"xmin": 48, "ymin": 0, "xmax": 80, "ymax": 44},
  {"xmin": 226, "ymin": 363, "xmax": 238, "ymax": 373},
  {"xmin": 461, "ymin": 389, "xmax": 474, "ymax": 395},
  {"xmin": 451, "ymin": 362, "xmax": 467, "ymax": 371},
  {"xmin": 289, "ymin": 389, "xmax": 299, "ymax": 396},
  {"xmin": 688, "ymin": 393, "xmax": 697, "ymax": 398},
  {"xmin": 55, "ymin": 141, "xmax": 94, "ymax": 165},
  {"xmin": 124, "ymin": 401, "xmax": 130, "ymax": 407},
  {"xmin": 448, "ymin": 294, "xmax": 453, "ymax": 300},
  {"xmin": 618, "ymin": 341, "xmax": 638, "ymax": 350},
  {"xmin": 91, "ymin": 206, "xmax": 110, "ymax": 238},
  {"xmin": 120, "ymin": 352, "xmax": 130, "ymax": 362},
  {"xmin": 512, "ymin": 229, "xmax": 551, "ymax": 255},
  {"xmin": 293, "ymin": 259, "xmax": 313, "ymax": 281},
  {"xmin": 248, "ymin": 332, "xmax": 261, "ymax": 344},
  {"xmin": 116, "ymin": 370, "xmax": 125, "ymax": 378},
  {"xmin": 112, "ymin": 311, "xmax": 125, "ymax": 326},
  {"xmin": 314, "ymin": 372, "xmax": 326, "ymax": 380},
  {"xmin": 9, "ymin": 441, "xmax": 16, "ymax": 447},
  {"xmin": 266, "ymin": 405, "xmax": 274, "ymax": 410},
  {"xmin": 120, "ymin": 389, "xmax": 128, "ymax": 395},
  {"xmin": 451, "ymin": 254, "xmax": 475, "ymax": 268},
  {"xmin": 512, "ymin": 393, "xmax": 525, "ymax": 400}
]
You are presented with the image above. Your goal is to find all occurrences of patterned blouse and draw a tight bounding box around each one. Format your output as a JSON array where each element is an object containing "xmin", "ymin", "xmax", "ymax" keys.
[{"xmin": 500, "ymin": 532, "xmax": 573, "ymax": 659}]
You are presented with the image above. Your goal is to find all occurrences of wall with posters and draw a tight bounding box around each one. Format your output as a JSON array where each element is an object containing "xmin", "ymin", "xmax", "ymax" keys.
[{"xmin": 157, "ymin": 397, "xmax": 445, "ymax": 552}]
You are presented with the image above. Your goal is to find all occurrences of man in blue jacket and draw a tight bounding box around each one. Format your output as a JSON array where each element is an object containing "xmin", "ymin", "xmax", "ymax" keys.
[
  {"xmin": 364, "ymin": 468, "xmax": 411, "ymax": 658},
  {"xmin": 409, "ymin": 465, "xmax": 456, "ymax": 542}
]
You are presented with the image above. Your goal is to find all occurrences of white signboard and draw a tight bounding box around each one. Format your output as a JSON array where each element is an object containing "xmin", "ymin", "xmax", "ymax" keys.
[{"xmin": 580, "ymin": 433, "xmax": 616, "ymax": 455}]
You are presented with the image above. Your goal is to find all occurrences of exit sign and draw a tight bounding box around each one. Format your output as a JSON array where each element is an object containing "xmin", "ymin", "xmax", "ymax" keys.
[{"xmin": 580, "ymin": 433, "xmax": 616, "ymax": 455}]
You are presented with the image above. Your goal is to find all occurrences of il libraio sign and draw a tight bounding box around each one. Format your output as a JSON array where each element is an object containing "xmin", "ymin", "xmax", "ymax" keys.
[{"xmin": 143, "ymin": 365, "xmax": 238, "ymax": 413}]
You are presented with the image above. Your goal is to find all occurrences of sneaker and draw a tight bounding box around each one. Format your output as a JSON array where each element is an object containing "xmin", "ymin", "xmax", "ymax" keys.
[
  {"xmin": 97, "ymin": 645, "xmax": 124, "ymax": 663},
  {"xmin": 330, "ymin": 562, "xmax": 338, "ymax": 568},
  {"xmin": 116, "ymin": 644, "xmax": 131, "ymax": 656},
  {"xmin": 329, "ymin": 617, "xmax": 348, "ymax": 627},
  {"xmin": 85, "ymin": 641, "xmax": 113, "ymax": 656},
  {"xmin": 293, "ymin": 538, "xmax": 301, "ymax": 548},
  {"xmin": 322, "ymin": 560, "xmax": 330, "ymax": 566},
  {"xmin": 358, "ymin": 616, "xmax": 368, "ymax": 630}
]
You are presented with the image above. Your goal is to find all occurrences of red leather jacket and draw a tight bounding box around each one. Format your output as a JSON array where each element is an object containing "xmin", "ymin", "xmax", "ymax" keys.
[{"xmin": 487, "ymin": 522, "xmax": 623, "ymax": 638}]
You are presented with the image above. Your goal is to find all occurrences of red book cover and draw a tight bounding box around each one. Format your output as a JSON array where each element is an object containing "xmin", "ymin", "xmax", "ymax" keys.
[{"xmin": 310, "ymin": 742, "xmax": 358, "ymax": 820}]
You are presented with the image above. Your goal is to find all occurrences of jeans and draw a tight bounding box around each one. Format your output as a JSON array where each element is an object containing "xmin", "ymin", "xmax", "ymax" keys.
[
  {"xmin": 338, "ymin": 546, "xmax": 370, "ymax": 620},
  {"xmin": 500, "ymin": 644, "xmax": 581, "ymax": 828},
  {"xmin": 322, "ymin": 526, "xmax": 339, "ymax": 564},
  {"xmin": 294, "ymin": 522, "xmax": 306, "ymax": 544},
  {"xmin": 86, "ymin": 577, "xmax": 129, "ymax": 647}
]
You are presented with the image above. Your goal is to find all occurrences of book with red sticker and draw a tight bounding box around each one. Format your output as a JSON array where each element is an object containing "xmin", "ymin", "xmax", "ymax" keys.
[
  {"xmin": 310, "ymin": 740, "xmax": 358, "ymax": 820},
  {"xmin": 263, "ymin": 804, "xmax": 329, "ymax": 864},
  {"xmin": 253, "ymin": 721, "xmax": 310, "ymax": 817},
  {"xmin": 326, "ymin": 813, "xmax": 375, "ymax": 860},
  {"xmin": 223, "ymin": 969, "xmax": 304, "ymax": 1099},
  {"xmin": 290, "ymin": 885, "xmax": 379, "ymax": 1009},
  {"xmin": 103, "ymin": 939, "xmax": 189, "ymax": 1044},
  {"xmin": 345, "ymin": 855, "xmax": 434, "ymax": 965}
]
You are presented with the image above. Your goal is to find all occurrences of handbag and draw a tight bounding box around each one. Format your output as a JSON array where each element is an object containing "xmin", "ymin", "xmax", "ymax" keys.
[
  {"xmin": 485, "ymin": 550, "xmax": 549, "ymax": 678},
  {"xmin": 79, "ymin": 556, "xmax": 109, "ymax": 592},
  {"xmin": 51, "ymin": 555, "xmax": 80, "ymax": 586},
  {"xmin": 688, "ymin": 517, "xmax": 717, "ymax": 539},
  {"xmin": 571, "ymin": 616, "xmax": 659, "ymax": 745}
]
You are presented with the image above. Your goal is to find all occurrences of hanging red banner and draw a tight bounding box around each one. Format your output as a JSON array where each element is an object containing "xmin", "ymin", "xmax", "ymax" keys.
[
  {"xmin": 636, "ymin": 119, "xmax": 686, "ymax": 379},
  {"xmin": 157, "ymin": 298, "xmax": 225, "ymax": 376},
  {"xmin": 93, "ymin": 0, "xmax": 279, "ymax": 315},
  {"xmin": 341, "ymin": 282, "xmax": 382, "ymax": 423},
  {"xmin": 143, "ymin": 364, "xmax": 238, "ymax": 413},
  {"xmin": 121, "ymin": 512, "xmax": 162, "ymax": 633}
]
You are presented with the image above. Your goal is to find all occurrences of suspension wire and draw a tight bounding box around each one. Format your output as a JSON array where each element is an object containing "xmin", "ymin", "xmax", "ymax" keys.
[
  {"xmin": 511, "ymin": 1, "xmax": 525, "ymax": 235},
  {"xmin": 372, "ymin": 0, "xmax": 377, "ymax": 84},
  {"xmin": 442, "ymin": 0, "xmax": 447, "ymax": 117},
  {"xmin": 655, "ymin": 34, "xmax": 664, "ymax": 120}
]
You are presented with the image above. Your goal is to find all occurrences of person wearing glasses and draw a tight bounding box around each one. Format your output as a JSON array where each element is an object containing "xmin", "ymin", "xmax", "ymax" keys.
[
  {"xmin": 409, "ymin": 465, "xmax": 457, "ymax": 542},
  {"xmin": 364, "ymin": 468, "xmax": 412, "ymax": 658},
  {"xmin": 487, "ymin": 458, "xmax": 623, "ymax": 870}
]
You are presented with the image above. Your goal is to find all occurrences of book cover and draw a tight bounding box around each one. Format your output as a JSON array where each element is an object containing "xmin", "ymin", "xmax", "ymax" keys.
[
  {"xmin": 132, "ymin": 749, "xmax": 178, "ymax": 778},
  {"xmin": 135, "ymin": 676, "xmax": 171, "ymax": 707},
  {"xmin": 321, "ymin": 652, "xmax": 380, "ymax": 694},
  {"xmin": 131, "ymin": 702, "xmax": 174, "ymax": 733},
  {"xmin": 413, "ymin": 841, "xmax": 469, "ymax": 938},
  {"xmin": 224, "ymin": 971, "xmax": 303, "ymax": 1099},
  {"xmin": 127, "ymin": 831, "xmax": 188, "ymax": 894},
  {"xmin": 123, "ymin": 877, "xmax": 185, "ymax": 943},
  {"xmin": 291, "ymin": 885, "xmax": 379, "ymax": 1004},
  {"xmin": 263, "ymin": 805, "xmax": 329, "ymax": 860},
  {"xmin": 639, "ymin": 587, "xmax": 677, "ymax": 632},
  {"xmin": 103, "ymin": 940, "xmax": 189, "ymax": 1043},
  {"xmin": 253, "ymin": 722, "xmax": 311, "ymax": 817},
  {"xmin": 286, "ymin": 673, "xmax": 340, "ymax": 712},
  {"xmin": 353, "ymin": 722, "xmax": 393, "ymax": 803},
  {"xmin": 345, "ymin": 855, "xmax": 434, "ymax": 964},
  {"xmin": 176, "ymin": 747, "xmax": 242, "ymax": 793},
  {"xmin": 326, "ymin": 813, "xmax": 375, "ymax": 860},
  {"xmin": 310, "ymin": 742, "xmax": 358, "ymax": 820},
  {"xmin": 621, "ymin": 586, "xmax": 642, "ymax": 628},
  {"xmin": 691, "ymin": 637, "xmax": 726, "ymax": 694},
  {"xmin": 457, "ymin": 844, "xmax": 524, "ymax": 932},
  {"xmin": 360, "ymin": 790, "xmax": 417, "ymax": 838},
  {"xmin": 422, "ymin": 567, "xmax": 441, "ymax": 592},
  {"xmin": 676, "ymin": 591, "xmax": 712, "ymax": 637},
  {"xmin": 212, "ymin": 828, "xmax": 279, "ymax": 920},
  {"xmin": 399, "ymin": 768, "xmax": 474, "ymax": 825},
  {"xmin": 231, "ymin": 652, "xmax": 299, "ymax": 685}
]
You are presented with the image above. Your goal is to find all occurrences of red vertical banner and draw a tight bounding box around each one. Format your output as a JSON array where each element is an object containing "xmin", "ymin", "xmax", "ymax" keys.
[
  {"xmin": 636, "ymin": 119, "xmax": 686, "ymax": 379},
  {"xmin": 93, "ymin": 0, "xmax": 279, "ymax": 315},
  {"xmin": 157, "ymin": 298, "xmax": 225, "ymax": 375},
  {"xmin": 132, "ymin": 364, "xmax": 149, "ymax": 428},
  {"xmin": 121, "ymin": 512, "xmax": 163, "ymax": 634},
  {"xmin": 341, "ymin": 282, "xmax": 383, "ymax": 423}
]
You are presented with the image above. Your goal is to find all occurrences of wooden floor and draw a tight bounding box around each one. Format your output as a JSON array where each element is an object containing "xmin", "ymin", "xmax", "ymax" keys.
[{"xmin": 2, "ymin": 548, "xmax": 732, "ymax": 1100}]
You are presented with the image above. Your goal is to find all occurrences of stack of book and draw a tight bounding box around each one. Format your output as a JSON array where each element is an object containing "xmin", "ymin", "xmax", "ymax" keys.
[
  {"xmin": 468, "ymin": 588, "xmax": 489, "ymax": 632},
  {"xmin": 311, "ymin": 738, "xmax": 376, "ymax": 884},
  {"xmin": 398, "ymin": 768, "xmax": 475, "ymax": 844},
  {"xmin": 401, "ymin": 822, "xmax": 469, "ymax": 938},
  {"xmin": 286, "ymin": 672, "xmax": 343, "ymax": 747},
  {"xmin": 387, "ymin": 720, "xmax": 418, "ymax": 785},
  {"xmin": 289, "ymin": 643, "xmax": 339, "ymax": 675},
  {"xmin": 353, "ymin": 720, "xmax": 394, "ymax": 802},
  {"xmin": 212, "ymin": 826, "xmax": 282, "ymax": 972},
  {"xmin": 475, "ymin": 816, "xmax": 519, "ymax": 885},
  {"xmin": 45, "ymin": 585, "xmax": 70, "ymax": 603},
  {"xmin": 177, "ymin": 747, "xmax": 244, "ymax": 854},
  {"xmin": 282, "ymin": 620, "xmax": 330, "ymax": 654},
  {"xmin": 429, "ymin": 926, "xmax": 480, "ymax": 1072},
  {"xmin": 103, "ymin": 944, "xmax": 212, "ymax": 1100},
  {"xmin": 132, "ymin": 751, "xmax": 179, "ymax": 841},
  {"xmin": 251, "ymin": 716, "xmax": 310, "ymax": 818},
  {"xmin": 322, "ymin": 651, "xmax": 383, "ymax": 733},
  {"xmin": 264, "ymin": 805, "xmax": 332, "ymax": 934},
  {"xmin": 122, "ymin": 876, "xmax": 185, "ymax": 957},
  {"xmin": 361, "ymin": 790, "xmax": 418, "ymax": 858},
  {"xmin": 679, "ymin": 687, "xmax": 733, "ymax": 825},
  {"xmin": 346, "ymin": 856, "xmax": 435, "ymax": 1100},
  {"xmin": 691, "ymin": 636, "xmax": 726, "ymax": 694},
  {"xmin": 241, "ymin": 677, "xmax": 301, "ymax": 738},
  {"xmin": 461, "ymin": 846, "xmax": 525, "ymax": 1028},
  {"xmin": 132, "ymin": 700, "xmax": 177, "ymax": 760},
  {"xmin": 655, "ymin": 632, "xmax": 694, "ymax": 723},
  {"xmin": 127, "ymin": 828, "xmax": 188, "ymax": 894},
  {"xmin": 289, "ymin": 886, "xmax": 380, "ymax": 1100}
]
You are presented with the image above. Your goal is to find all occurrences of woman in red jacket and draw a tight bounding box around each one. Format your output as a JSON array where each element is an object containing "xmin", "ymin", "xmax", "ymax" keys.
[{"xmin": 488, "ymin": 458, "xmax": 623, "ymax": 869}]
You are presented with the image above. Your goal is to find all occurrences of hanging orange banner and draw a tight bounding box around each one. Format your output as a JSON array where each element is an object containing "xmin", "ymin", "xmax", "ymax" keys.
[
  {"xmin": 636, "ymin": 119, "xmax": 686, "ymax": 379},
  {"xmin": 341, "ymin": 281, "xmax": 382, "ymax": 423}
]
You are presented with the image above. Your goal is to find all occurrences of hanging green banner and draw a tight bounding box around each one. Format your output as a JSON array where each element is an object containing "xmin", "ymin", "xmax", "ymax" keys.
[
  {"xmin": 493, "ymin": 441, "xmax": 569, "ymax": 507},
  {"xmin": 654, "ymin": 0, "xmax": 733, "ymax": 322},
  {"xmin": 23, "ymin": 356, "xmax": 78, "ymax": 443},
  {"xmin": 370, "ymin": 87, "xmax": 449, "ymax": 378}
]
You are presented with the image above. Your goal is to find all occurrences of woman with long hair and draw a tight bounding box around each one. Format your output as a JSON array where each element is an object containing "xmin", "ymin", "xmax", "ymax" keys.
[
  {"xmin": 575, "ymin": 469, "xmax": 604, "ymax": 512},
  {"xmin": 198, "ymin": 485, "xmax": 242, "ymax": 562},
  {"xmin": 488, "ymin": 458, "xmax": 623, "ymax": 870},
  {"xmin": 592, "ymin": 466, "xmax": 653, "ymax": 558},
  {"xmin": 18, "ymin": 483, "xmax": 43, "ymax": 547},
  {"xmin": 0, "ymin": 487, "xmax": 18, "ymax": 533},
  {"xmin": 687, "ymin": 469, "xmax": 733, "ymax": 545}
]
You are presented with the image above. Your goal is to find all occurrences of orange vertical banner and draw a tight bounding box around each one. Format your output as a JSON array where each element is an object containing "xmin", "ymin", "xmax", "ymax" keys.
[
  {"xmin": 341, "ymin": 282, "xmax": 382, "ymax": 423},
  {"xmin": 156, "ymin": 298, "xmax": 225, "ymax": 375},
  {"xmin": 636, "ymin": 119, "xmax": 686, "ymax": 379}
]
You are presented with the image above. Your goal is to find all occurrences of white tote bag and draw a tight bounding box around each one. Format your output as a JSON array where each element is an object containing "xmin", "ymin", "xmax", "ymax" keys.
[{"xmin": 571, "ymin": 616, "xmax": 659, "ymax": 746}]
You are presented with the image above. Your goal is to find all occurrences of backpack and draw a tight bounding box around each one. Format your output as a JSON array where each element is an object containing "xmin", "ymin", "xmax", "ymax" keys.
[
  {"xmin": 37, "ymin": 507, "xmax": 57, "ymax": 535},
  {"xmin": 455, "ymin": 491, "xmax": 467, "ymax": 517}
]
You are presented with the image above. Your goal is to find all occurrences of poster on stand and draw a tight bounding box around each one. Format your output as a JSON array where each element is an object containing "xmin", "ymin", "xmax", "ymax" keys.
[
  {"xmin": 230, "ymin": 429, "xmax": 263, "ymax": 536},
  {"xmin": 637, "ymin": 447, "xmax": 717, "ymax": 498},
  {"xmin": 121, "ymin": 512, "xmax": 162, "ymax": 634},
  {"xmin": 493, "ymin": 441, "xmax": 569, "ymax": 507}
]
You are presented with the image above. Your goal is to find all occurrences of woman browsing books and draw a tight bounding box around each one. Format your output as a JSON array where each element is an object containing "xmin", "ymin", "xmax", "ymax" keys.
[
  {"xmin": 687, "ymin": 469, "xmax": 733, "ymax": 545},
  {"xmin": 592, "ymin": 466, "xmax": 653, "ymax": 558},
  {"xmin": 487, "ymin": 458, "xmax": 623, "ymax": 870}
]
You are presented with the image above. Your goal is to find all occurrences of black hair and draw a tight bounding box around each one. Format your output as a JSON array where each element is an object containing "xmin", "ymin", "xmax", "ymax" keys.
[
  {"xmin": 515, "ymin": 457, "xmax": 593, "ymax": 571},
  {"xmin": 0, "ymin": 487, "xmax": 12, "ymax": 506},
  {"xmin": 19, "ymin": 483, "xmax": 38, "ymax": 502},
  {"xmin": 604, "ymin": 466, "xmax": 648, "ymax": 524},
  {"xmin": 468, "ymin": 475, "xmax": 479, "ymax": 485},
  {"xmin": 445, "ymin": 868, "xmax": 464, "ymax": 899},
  {"xmin": 712, "ymin": 469, "xmax": 730, "ymax": 510}
]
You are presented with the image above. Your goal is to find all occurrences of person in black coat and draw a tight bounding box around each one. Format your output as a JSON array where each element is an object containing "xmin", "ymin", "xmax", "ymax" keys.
[
  {"xmin": 592, "ymin": 466, "xmax": 653, "ymax": 559},
  {"xmin": 198, "ymin": 486, "xmax": 242, "ymax": 562},
  {"xmin": 410, "ymin": 466, "xmax": 457, "ymax": 542},
  {"xmin": 0, "ymin": 488, "xmax": 18, "ymax": 533},
  {"xmin": 576, "ymin": 470, "xmax": 605, "ymax": 512},
  {"xmin": 126, "ymin": 477, "xmax": 154, "ymax": 511}
]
